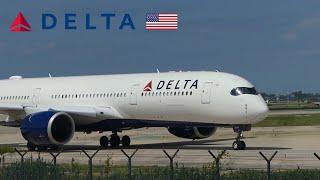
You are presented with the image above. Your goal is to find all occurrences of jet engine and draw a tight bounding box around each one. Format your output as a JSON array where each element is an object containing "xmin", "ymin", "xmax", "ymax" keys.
[
  {"xmin": 168, "ymin": 126, "xmax": 217, "ymax": 139},
  {"xmin": 20, "ymin": 111, "xmax": 75, "ymax": 146}
]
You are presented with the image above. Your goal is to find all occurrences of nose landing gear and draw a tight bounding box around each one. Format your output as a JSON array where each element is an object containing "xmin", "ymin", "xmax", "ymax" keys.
[
  {"xmin": 232, "ymin": 125, "xmax": 251, "ymax": 150},
  {"xmin": 232, "ymin": 131, "xmax": 246, "ymax": 150}
]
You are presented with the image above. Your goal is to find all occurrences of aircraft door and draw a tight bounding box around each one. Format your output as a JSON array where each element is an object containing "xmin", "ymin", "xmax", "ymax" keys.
[
  {"xmin": 32, "ymin": 88, "xmax": 41, "ymax": 107},
  {"xmin": 129, "ymin": 84, "xmax": 139, "ymax": 105},
  {"xmin": 201, "ymin": 82, "xmax": 213, "ymax": 104}
]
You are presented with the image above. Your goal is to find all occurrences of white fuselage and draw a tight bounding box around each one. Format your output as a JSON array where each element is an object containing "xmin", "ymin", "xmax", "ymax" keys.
[{"xmin": 0, "ymin": 71, "xmax": 268, "ymax": 127}]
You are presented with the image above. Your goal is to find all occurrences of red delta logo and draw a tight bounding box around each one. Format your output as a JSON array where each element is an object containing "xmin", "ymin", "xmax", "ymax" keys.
[
  {"xmin": 143, "ymin": 81, "xmax": 152, "ymax": 91},
  {"xmin": 10, "ymin": 12, "xmax": 32, "ymax": 32}
]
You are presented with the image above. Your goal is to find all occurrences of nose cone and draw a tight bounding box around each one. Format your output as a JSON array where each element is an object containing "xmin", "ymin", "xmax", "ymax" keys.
[{"xmin": 246, "ymin": 95, "xmax": 269, "ymax": 123}]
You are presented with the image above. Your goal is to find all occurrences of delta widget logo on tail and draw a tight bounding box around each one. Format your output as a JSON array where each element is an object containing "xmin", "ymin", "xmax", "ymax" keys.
[
  {"xmin": 143, "ymin": 81, "xmax": 152, "ymax": 91},
  {"xmin": 10, "ymin": 12, "xmax": 31, "ymax": 32}
]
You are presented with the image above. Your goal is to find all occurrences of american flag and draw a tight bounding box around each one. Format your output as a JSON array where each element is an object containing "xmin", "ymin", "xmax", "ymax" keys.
[{"xmin": 146, "ymin": 13, "xmax": 178, "ymax": 30}]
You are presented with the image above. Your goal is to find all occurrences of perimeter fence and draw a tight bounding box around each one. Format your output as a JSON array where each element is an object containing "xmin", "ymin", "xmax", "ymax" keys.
[{"xmin": 0, "ymin": 148, "xmax": 319, "ymax": 180}]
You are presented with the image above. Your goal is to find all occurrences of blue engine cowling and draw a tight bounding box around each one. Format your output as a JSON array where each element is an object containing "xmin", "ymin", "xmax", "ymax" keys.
[
  {"xmin": 20, "ymin": 111, "xmax": 75, "ymax": 145},
  {"xmin": 168, "ymin": 127, "xmax": 216, "ymax": 139}
]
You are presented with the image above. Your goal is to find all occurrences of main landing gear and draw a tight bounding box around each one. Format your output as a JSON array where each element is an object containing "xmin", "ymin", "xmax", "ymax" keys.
[
  {"xmin": 232, "ymin": 125, "xmax": 251, "ymax": 150},
  {"xmin": 99, "ymin": 133, "xmax": 131, "ymax": 148}
]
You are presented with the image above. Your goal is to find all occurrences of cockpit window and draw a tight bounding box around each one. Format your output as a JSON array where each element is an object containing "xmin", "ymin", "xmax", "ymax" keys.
[{"xmin": 230, "ymin": 87, "xmax": 259, "ymax": 96}]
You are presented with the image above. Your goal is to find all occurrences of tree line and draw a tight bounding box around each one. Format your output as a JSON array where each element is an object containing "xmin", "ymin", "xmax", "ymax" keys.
[{"xmin": 261, "ymin": 91, "xmax": 320, "ymax": 102}]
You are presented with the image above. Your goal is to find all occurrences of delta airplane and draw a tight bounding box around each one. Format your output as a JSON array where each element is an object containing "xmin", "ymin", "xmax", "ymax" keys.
[{"xmin": 0, "ymin": 71, "xmax": 268, "ymax": 150}]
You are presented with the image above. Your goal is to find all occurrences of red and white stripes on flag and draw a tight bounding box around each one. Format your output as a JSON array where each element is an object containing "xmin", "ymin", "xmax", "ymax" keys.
[{"xmin": 146, "ymin": 13, "xmax": 178, "ymax": 30}]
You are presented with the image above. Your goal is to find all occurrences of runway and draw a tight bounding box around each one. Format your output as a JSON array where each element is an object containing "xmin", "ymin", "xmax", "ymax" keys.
[
  {"xmin": 11, "ymin": 137, "xmax": 289, "ymax": 151},
  {"xmin": 1, "ymin": 125, "xmax": 320, "ymax": 169}
]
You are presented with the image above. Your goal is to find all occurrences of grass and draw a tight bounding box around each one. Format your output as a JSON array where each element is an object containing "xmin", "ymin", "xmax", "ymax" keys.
[
  {"xmin": 2, "ymin": 159, "xmax": 320, "ymax": 180},
  {"xmin": 268, "ymin": 102, "xmax": 319, "ymax": 110},
  {"xmin": 223, "ymin": 169, "xmax": 320, "ymax": 180},
  {"xmin": 0, "ymin": 146, "xmax": 15, "ymax": 155},
  {"xmin": 255, "ymin": 114, "xmax": 320, "ymax": 127}
]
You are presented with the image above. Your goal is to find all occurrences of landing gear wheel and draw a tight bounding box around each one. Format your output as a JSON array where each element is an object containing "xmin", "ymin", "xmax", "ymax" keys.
[
  {"xmin": 27, "ymin": 142, "xmax": 36, "ymax": 151},
  {"xmin": 233, "ymin": 126, "xmax": 247, "ymax": 150},
  {"xmin": 100, "ymin": 136, "xmax": 109, "ymax": 147},
  {"xmin": 110, "ymin": 134, "xmax": 120, "ymax": 147},
  {"xmin": 122, "ymin": 135, "xmax": 131, "ymax": 147},
  {"xmin": 232, "ymin": 140, "xmax": 246, "ymax": 150},
  {"xmin": 240, "ymin": 141, "xmax": 246, "ymax": 149}
]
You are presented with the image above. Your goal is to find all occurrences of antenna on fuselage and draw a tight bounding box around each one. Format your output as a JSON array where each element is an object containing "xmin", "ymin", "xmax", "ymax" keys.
[
  {"xmin": 215, "ymin": 70, "xmax": 219, "ymax": 72},
  {"xmin": 156, "ymin": 68, "xmax": 160, "ymax": 74},
  {"xmin": 49, "ymin": 73, "xmax": 52, "ymax": 78}
]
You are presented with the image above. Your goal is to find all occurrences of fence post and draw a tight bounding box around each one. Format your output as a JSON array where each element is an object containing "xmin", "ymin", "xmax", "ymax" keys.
[
  {"xmin": 259, "ymin": 151, "xmax": 278, "ymax": 180},
  {"xmin": 314, "ymin": 153, "xmax": 320, "ymax": 160},
  {"xmin": 208, "ymin": 150, "xmax": 226, "ymax": 180},
  {"xmin": 15, "ymin": 148, "xmax": 28, "ymax": 179},
  {"xmin": 49, "ymin": 151, "xmax": 62, "ymax": 166},
  {"xmin": 82, "ymin": 149, "xmax": 100, "ymax": 180},
  {"xmin": 2, "ymin": 155, "xmax": 4, "ymax": 168},
  {"xmin": 121, "ymin": 149, "xmax": 138, "ymax": 180},
  {"xmin": 163, "ymin": 149, "xmax": 179, "ymax": 180},
  {"xmin": 15, "ymin": 148, "xmax": 28, "ymax": 164},
  {"xmin": 71, "ymin": 157, "xmax": 75, "ymax": 173}
]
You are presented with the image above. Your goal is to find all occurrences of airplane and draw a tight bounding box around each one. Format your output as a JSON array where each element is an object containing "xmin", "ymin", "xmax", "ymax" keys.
[{"xmin": 0, "ymin": 71, "xmax": 268, "ymax": 151}]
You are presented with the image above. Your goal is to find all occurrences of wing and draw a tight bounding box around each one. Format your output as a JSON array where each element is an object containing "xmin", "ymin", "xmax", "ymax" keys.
[
  {"xmin": 0, "ymin": 104, "xmax": 123, "ymax": 127},
  {"xmin": 49, "ymin": 106, "xmax": 123, "ymax": 120}
]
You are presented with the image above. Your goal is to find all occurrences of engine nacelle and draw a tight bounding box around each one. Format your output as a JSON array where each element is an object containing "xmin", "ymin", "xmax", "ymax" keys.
[
  {"xmin": 20, "ymin": 111, "xmax": 75, "ymax": 146},
  {"xmin": 168, "ymin": 126, "xmax": 217, "ymax": 139}
]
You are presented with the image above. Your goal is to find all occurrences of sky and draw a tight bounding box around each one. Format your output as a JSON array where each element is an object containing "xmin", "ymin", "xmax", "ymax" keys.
[{"xmin": 1, "ymin": 1, "xmax": 320, "ymax": 94}]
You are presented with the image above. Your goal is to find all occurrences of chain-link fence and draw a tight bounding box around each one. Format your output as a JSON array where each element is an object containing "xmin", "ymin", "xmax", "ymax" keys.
[{"xmin": 0, "ymin": 148, "xmax": 320, "ymax": 180}]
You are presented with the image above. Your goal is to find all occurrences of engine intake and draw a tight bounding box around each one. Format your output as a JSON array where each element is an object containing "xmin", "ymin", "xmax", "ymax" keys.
[
  {"xmin": 168, "ymin": 126, "xmax": 216, "ymax": 139},
  {"xmin": 20, "ymin": 111, "xmax": 75, "ymax": 145}
]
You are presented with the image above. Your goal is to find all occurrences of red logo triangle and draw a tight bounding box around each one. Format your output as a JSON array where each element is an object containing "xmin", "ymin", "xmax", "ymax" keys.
[
  {"xmin": 10, "ymin": 12, "xmax": 32, "ymax": 32},
  {"xmin": 143, "ymin": 81, "xmax": 152, "ymax": 91}
]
